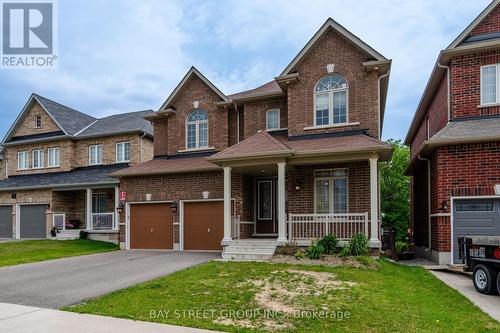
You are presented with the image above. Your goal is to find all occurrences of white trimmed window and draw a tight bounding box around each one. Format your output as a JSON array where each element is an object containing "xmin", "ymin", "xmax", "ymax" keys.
[
  {"xmin": 32, "ymin": 149, "xmax": 44, "ymax": 169},
  {"xmin": 89, "ymin": 144, "xmax": 103, "ymax": 165},
  {"xmin": 266, "ymin": 109, "xmax": 280, "ymax": 130},
  {"xmin": 186, "ymin": 109, "xmax": 209, "ymax": 150},
  {"xmin": 481, "ymin": 64, "xmax": 500, "ymax": 105},
  {"xmin": 18, "ymin": 151, "xmax": 29, "ymax": 170},
  {"xmin": 47, "ymin": 148, "xmax": 60, "ymax": 168},
  {"xmin": 116, "ymin": 141, "xmax": 130, "ymax": 162},
  {"xmin": 34, "ymin": 114, "xmax": 42, "ymax": 128},
  {"xmin": 314, "ymin": 74, "xmax": 348, "ymax": 126},
  {"xmin": 314, "ymin": 169, "xmax": 348, "ymax": 214}
]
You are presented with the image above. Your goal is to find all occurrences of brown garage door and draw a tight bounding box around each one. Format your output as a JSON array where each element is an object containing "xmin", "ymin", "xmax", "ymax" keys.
[
  {"xmin": 130, "ymin": 203, "xmax": 173, "ymax": 250},
  {"xmin": 184, "ymin": 201, "xmax": 224, "ymax": 251}
]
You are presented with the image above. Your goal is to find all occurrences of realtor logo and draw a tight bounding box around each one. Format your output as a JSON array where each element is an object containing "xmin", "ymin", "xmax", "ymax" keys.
[{"xmin": 1, "ymin": 0, "xmax": 57, "ymax": 68}]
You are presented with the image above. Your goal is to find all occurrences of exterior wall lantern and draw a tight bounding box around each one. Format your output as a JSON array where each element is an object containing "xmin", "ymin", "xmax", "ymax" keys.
[{"xmin": 170, "ymin": 201, "xmax": 178, "ymax": 212}]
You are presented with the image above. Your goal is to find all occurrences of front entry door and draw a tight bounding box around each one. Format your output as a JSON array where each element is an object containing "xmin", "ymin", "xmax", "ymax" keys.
[{"xmin": 256, "ymin": 179, "xmax": 277, "ymax": 234}]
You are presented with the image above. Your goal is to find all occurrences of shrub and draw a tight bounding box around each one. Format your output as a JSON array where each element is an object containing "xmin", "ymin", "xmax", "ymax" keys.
[
  {"xmin": 277, "ymin": 241, "xmax": 299, "ymax": 255},
  {"xmin": 294, "ymin": 250, "xmax": 305, "ymax": 260},
  {"xmin": 349, "ymin": 234, "xmax": 370, "ymax": 256},
  {"xmin": 79, "ymin": 230, "xmax": 88, "ymax": 240},
  {"xmin": 317, "ymin": 234, "xmax": 339, "ymax": 254},
  {"xmin": 340, "ymin": 244, "xmax": 351, "ymax": 258},
  {"xmin": 306, "ymin": 241, "xmax": 325, "ymax": 260},
  {"xmin": 395, "ymin": 241, "xmax": 409, "ymax": 254}
]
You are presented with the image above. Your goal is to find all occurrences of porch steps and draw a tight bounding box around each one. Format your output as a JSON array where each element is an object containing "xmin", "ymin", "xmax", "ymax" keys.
[
  {"xmin": 55, "ymin": 230, "xmax": 81, "ymax": 240},
  {"xmin": 222, "ymin": 240, "xmax": 278, "ymax": 261}
]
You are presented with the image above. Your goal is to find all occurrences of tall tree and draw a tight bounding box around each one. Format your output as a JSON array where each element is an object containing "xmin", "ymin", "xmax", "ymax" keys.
[{"xmin": 380, "ymin": 139, "xmax": 410, "ymax": 242}]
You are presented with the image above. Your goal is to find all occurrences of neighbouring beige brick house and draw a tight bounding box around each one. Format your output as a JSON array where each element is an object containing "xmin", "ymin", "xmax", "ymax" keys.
[{"xmin": 0, "ymin": 94, "xmax": 154, "ymax": 243}]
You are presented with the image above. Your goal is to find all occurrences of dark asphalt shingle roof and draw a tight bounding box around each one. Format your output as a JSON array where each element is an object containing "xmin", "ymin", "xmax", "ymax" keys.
[
  {"xmin": 430, "ymin": 117, "xmax": 500, "ymax": 142},
  {"xmin": 34, "ymin": 94, "xmax": 97, "ymax": 135},
  {"xmin": 77, "ymin": 110, "xmax": 153, "ymax": 137},
  {"xmin": 0, "ymin": 164, "xmax": 126, "ymax": 191}
]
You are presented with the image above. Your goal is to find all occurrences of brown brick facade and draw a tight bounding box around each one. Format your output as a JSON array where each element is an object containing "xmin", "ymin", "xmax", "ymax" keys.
[
  {"xmin": 12, "ymin": 102, "xmax": 61, "ymax": 137},
  {"xmin": 242, "ymin": 97, "xmax": 288, "ymax": 140}
]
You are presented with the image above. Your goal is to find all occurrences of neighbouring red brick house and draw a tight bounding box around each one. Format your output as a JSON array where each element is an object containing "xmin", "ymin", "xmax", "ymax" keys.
[
  {"xmin": 113, "ymin": 18, "xmax": 393, "ymax": 258},
  {"xmin": 406, "ymin": 1, "xmax": 500, "ymax": 264}
]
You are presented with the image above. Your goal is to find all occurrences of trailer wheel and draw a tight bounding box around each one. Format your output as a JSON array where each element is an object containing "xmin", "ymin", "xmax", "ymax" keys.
[{"xmin": 473, "ymin": 264, "xmax": 497, "ymax": 295}]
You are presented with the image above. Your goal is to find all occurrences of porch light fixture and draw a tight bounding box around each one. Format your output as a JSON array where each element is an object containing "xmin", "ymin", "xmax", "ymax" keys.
[
  {"xmin": 116, "ymin": 203, "xmax": 124, "ymax": 214},
  {"xmin": 495, "ymin": 184, "xmax": 500, "ymax": 195},
  {"xmin": 440, "ymin": 201, "xmax": 449, "ymax": 211},
  {"xmin": 170, "ymin": 201, "xmax": 178, "ymax": 212}
]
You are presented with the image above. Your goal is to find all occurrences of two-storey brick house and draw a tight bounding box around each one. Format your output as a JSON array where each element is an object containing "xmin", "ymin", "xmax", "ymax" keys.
[
  {"xmin": 406, "ymin": 1, "xmax": 500, "ymax": 264},
  {"xmin": 113, "ymin": 18, "xmax": 393, "ymax": 257},
  {"xmin": 0, "ymin": 94, "xmax": 153, "ymax": 243}
]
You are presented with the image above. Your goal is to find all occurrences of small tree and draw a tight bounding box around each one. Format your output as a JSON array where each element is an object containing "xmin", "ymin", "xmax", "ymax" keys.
[{"xmin": 380, "ymin": 139, "xmax": 410, "ymax": 242}]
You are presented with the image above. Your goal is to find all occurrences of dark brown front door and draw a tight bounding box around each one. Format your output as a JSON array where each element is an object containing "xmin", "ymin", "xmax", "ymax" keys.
[
  {"xmin": 184, "ymin": 201, "xmax": 224, "ymax": 251},
  {"xmin": 130, "ymin": 203, "xmax": 173, "ymax": 249},
  {"xmin": 256, "ymin": 179, "xmax": 277, "ymax": 234}
]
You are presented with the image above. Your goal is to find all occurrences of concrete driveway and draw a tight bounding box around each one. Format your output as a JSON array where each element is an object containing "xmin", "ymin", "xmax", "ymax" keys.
[{"xmin": 0, "ymin": 251, "xmax": 219, "ymax": 309}]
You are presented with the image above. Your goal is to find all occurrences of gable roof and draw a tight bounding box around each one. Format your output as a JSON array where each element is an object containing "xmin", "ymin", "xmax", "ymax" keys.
[
  {"xmin": 280, "ymin": 17, "xmax": 388, "ymax": 76},
  {"xmin": 159, "ymin": 66, "xmax": 230, "ymax": 110},
  {"xmin": 228, "ymin": 80, "xmax": 283, "ymax": 102},
  {"xmin": 405, "ymin": 1, "xmax": 500, "ymax": 145},
  {"xmin": 76, "ymin": 110, "xmax": 153, "ymax": 138},
  {"xmin": 447, "ymin": 0, "xmax": 500, "ymax": 49}
]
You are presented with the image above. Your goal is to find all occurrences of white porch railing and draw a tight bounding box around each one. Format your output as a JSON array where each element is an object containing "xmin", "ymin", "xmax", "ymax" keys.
[
  {"xmin": 232, "ymin": 215, "xmax": 241, "ymax": 239},
  {"xmin": 92, "ymin": 213, "xmax": 115, "ymax": 230},
  {"xmin": 288, "ymin": 213, "xmax": 369, "ymax": 241},
  {"xmin": 53, "ymin": 213, "xmax": 66, "ymax": 230}
]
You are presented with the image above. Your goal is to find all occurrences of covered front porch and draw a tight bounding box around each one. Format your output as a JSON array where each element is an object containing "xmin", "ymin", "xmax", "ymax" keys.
[
  {"xmin": 207, "ymin": 131, "xmax": 393, "ymax": 250},
  {"xmin": 51, "ymin": 186, "xmax": 120, "ymax": 241}
]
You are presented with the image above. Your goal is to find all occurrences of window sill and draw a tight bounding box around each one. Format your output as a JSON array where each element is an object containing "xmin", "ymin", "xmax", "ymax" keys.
[
  {"xmin": 115, "ymin": 160, "xmax": 130, "ymax": 164},
  {"xmin": 89, "ymin": 163, "xmax": 104, "ymax": 166},
  {"xmin": 266, "ymin": 128, "xmax": 288, "ymax": 132},
  {"xmin": 178, "ymin": 147, "xmax": 215, "ymax": 153},
  {"xmin": 477, "ymin": 103, "xmax": 500, "ymax": 109},
  {"xmin": 303, "ymin": 122, "xmax": 360, "ymax": 131}
]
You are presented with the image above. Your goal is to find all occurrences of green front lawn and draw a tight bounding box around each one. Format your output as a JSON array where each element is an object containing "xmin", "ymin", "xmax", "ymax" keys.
[
  {"xmin": 0, "ymin": 240, "xmax": 118, "ymax": 267},
  {"xmin": 66, "ymin": 259, "xmax": 499, "ymax": 332}
]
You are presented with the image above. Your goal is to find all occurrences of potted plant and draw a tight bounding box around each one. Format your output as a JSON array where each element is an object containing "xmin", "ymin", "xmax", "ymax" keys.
[
  {"xmin": 395, "ymin": 241, "xmax": 415, "ymax": 261},
  {"xmin": 50, "ymin": 226, "xmax": 57, "ymax": 237}
]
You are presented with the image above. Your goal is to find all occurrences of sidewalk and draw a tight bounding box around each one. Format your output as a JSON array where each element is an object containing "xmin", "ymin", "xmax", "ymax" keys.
[
  {"xmin": 0, "ymin": 302, "xmax": 219, "ymax": 333},
  {"xmin": 430, "ymin": 271, "xmax": 500, "ymax": 322}
]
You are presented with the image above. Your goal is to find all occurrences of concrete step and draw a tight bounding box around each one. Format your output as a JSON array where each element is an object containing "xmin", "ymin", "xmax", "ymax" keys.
[
  {"xmin": 55, "ymin": 230, "xmax": 81, "ymax": 240},
  {"xmin": 221, "ymin": 252, "xmax": 274, "ymax": 261},
  {"xmin": 229, "ymin": 240, "xmax": 278, "ymax": 246},
  {"xmin": 225, "ymin": 246, "xmax": 277, "ymax": 252}
]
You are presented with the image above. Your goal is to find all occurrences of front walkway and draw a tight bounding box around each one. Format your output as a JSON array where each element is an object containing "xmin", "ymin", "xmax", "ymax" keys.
[
  {"xmin": 0, "ymin": 302, "xmax": 219, "ymax": 333},
  {"xmin": 0, "ymin": 250, "xmax": 219, "ymax": 308},
  {"xmin": 430, "ymin": 270, "xmax": 500, "ymax": 322}
]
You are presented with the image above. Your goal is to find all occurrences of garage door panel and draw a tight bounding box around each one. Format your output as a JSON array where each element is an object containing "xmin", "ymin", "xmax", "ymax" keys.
[
  {"xmin": 453, "ymin": 199, "xmax": 500, "ymax": 264},
  {"xmin": 0, "ymin": 206, "xmax": 13, "ymax": 238},
  {"xmin": 184, "ymin": 201, "xmax": 224, "ymax": 251},
  {"xmin": 20, "ymin": 205, "xmax": 46, "ymax": 239},
  {"xmin": 130, "ymin": 203, "xmax": 173, "ymax": 250}
]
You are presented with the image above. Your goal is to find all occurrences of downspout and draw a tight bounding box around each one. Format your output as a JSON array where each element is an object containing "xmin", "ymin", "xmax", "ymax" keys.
[
  {"xmin": 139, "ymin": 131, "xmax": 147, "ymax": 163},
  {"xmin": 233, "ymin": 102, "xmax": 240, "ymax": 143},
  {"xmin": 377, "ymin": 70, "xmax": 390, "ymax": 139},
  {"xmin": 418, "ymin": 155, "xmax": 432, "ymax": 253},
  {"xmin": 437, "ymin": 62, "xmax": 451, "ymax": 121}
]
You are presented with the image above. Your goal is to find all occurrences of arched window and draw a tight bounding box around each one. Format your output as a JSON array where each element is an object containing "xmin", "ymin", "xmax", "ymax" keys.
[
  {"xmin": 314, "ymin": 74, "xmax": 348, "ymax": 126},
  {"xmin": 186, "ymin": 109, "xmax": 209, "ymax": 149}
]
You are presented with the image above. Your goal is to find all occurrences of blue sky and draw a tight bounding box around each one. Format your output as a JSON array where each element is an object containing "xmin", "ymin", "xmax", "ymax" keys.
[{"xmin": 0, "ymin": 0, "xmax": 492, "ymax": 141}]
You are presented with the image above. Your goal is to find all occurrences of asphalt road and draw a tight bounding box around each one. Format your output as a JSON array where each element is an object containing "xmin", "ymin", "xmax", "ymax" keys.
[{"xmin": 0, "ymin": 251, "xmax": 219, "ymax": 309}]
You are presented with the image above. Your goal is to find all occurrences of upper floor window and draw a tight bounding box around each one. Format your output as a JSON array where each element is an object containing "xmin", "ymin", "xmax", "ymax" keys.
[
  {"xmin": 47, "ymin": 148, "xmax": 60, "ymax": 168},
  {"xmin": 266, "ymin": 109, "xmax": 280, "ymax": 131},
  {"xmin": 89, "ymin": 144, "xmax": 103, "ymax": 165},
  {"xmin": 481, "ymin": 64, "xmax": 500, "ymax": 105},
  {"xmin": 34, "ymin": 114, "xmax": 42, "ymax": 128},
  {"xmin": 116, "ymin": 141, "xmax": 130, "ymax": 162},
  {"xmin": 32, "ymin": 149, "xmax": 44, "ymax": 169},
  {"xmin": 18, "ymin": 151, "xmax": 29, "ymax": 170},
  {"xmin": 314, "ymin": 74, "xmax": 348, "ymax": 126},
  {"xmin": 186, "ymin": 109, "xmax": 208, "ymax": 149}
]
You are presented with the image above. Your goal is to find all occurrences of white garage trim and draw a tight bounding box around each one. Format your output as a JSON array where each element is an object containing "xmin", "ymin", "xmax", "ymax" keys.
[
  {"xmin": 125, "ymin": 201, "xmax": 173, "ymax": 250},
  {"xmin": 450, "ymin": 195, "xmax": 500, "ymax": 265},
  {"xmin": 179, "ymin": 198, "xmax": 234, "ymax": 252},
  {"xmin": 15, "ymin": 203, "xmax": 49, "ymax": 240}
]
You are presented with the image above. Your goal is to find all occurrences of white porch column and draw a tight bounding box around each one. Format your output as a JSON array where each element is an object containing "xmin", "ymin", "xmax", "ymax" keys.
[
  {"xmin": 86, "ymin": 188, "xmax": 92, "ymax": 230},
  {"xmin": 114, "ymin": 187, "xmax": 119, "ymax": 230},
  {"xmin": 369, "ymin": 156, "xmax": 381, "ymax": 247},
  {"xmin": 222, "ymin": 166, "xmax": 232, "ymax": 243},
  {"xmin": 277, "ymin": 162, "xmax": 287, "ymax": 243}
]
